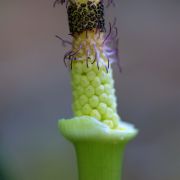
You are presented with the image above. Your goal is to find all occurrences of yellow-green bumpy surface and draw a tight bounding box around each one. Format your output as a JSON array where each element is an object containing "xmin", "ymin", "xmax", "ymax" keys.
[{"xmin": 71, "ymin": 61, "xmax": 120, "ymax": 129}]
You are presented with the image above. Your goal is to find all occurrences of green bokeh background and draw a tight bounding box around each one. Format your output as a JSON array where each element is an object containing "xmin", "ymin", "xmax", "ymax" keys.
[{"xmin": 0, "ymin": 0, "xmax": 180, "ymax": 180}]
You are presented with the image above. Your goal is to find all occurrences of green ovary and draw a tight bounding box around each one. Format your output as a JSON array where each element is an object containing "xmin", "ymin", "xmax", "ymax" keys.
[{"xmin": 71, "ymin": 61, "xmax": 120, "ymax": 129}]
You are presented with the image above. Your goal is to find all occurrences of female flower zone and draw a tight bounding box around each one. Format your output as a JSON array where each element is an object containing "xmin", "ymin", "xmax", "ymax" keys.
[{"xmin": 55, "ymin": 1, "xmax": 138, "ymax": 180}]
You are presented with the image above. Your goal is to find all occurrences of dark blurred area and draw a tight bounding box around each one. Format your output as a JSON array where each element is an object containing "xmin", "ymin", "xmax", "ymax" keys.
[{"xmin": 0, "ymin": 0, "xmax": 180, "ymax": 180}]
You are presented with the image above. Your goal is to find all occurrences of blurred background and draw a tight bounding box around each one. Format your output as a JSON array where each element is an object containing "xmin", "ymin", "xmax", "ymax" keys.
[{"xmin": 0, "ymin": 0, "xmax": 180, "ymax": 180}]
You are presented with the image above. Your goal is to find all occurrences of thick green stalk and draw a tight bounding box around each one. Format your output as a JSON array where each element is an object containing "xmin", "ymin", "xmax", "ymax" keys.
[
  {"xmin": 75, "ymin": 142, "xmax": 125, "ymax": 180},
  {"xmin": 59, "ymin": 117, "xmax": 137, "ymax": 180}
]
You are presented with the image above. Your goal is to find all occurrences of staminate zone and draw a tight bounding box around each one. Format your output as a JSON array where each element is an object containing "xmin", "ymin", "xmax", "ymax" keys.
[{"xmin": 67, "ymin": 1, "xmax": 105, "ymax": 34}]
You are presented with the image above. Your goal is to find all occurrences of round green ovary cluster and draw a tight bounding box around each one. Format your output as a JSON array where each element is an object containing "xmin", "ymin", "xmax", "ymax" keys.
[{"xmin": 71, "ymin": 61, "xmax": 120, "ymax": 129}]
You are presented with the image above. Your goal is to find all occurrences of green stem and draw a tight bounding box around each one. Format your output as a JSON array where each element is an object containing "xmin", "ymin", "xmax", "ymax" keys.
[
  {"xmin": 75, "ymin": 142, "xmax": 125, "ymax": 180},
  {"xmin": 59, "ymin": 117, "xmax": 137, "ymax": 180}
]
